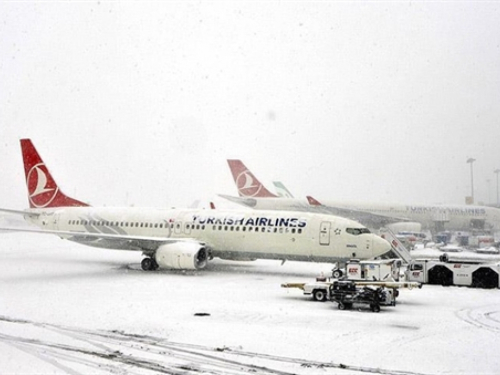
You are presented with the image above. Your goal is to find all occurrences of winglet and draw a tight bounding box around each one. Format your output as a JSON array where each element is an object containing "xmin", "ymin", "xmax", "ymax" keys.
[
  {"xmin": 226, "ymin": 160, "xmax": 277, "ymax": 198},
  {"xmin": 20, "ymin": 139, "xmax": 89, "ymax": 208},
  {"xmin": 272, "ymin": 181, "xmax": 294, "ymax": 198},
  {"xmin": 306, "ymin": 195, "xmax": 323, "ymax": 207},
  {"xmin": 210, "ymin": 202, "xmax": 216, "ymax": 209}
]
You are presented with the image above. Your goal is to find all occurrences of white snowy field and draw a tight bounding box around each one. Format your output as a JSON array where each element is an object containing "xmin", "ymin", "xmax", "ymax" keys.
[{"xmin": 1, "ymin": 233, "xmax": 500, "ymax": 375}]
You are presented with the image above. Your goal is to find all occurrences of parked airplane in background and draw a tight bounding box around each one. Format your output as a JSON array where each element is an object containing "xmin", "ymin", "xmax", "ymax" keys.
[
  {"xmin": 222, "ymin": 160, "xmax": 500, "ymax": 233},
  {"xmin": 0, "ymin": 140, "xmax": 391, "ymax": 271},
  {"xmin": 273, "ymin": 181, "xmax": 295, "ymax": 198}
]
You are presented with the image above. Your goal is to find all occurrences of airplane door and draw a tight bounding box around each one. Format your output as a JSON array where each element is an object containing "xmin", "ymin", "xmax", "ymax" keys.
[
  {"xmin": 319, "ymin": 221, "xmax": 331, "ymax": 245},
  {"xmin": 52, "ymin": 213, "xmax": 60, "ymax": 230},
  {"xmin": 174, "ymin": 222, "xmax": 183, "ymax": 234}
]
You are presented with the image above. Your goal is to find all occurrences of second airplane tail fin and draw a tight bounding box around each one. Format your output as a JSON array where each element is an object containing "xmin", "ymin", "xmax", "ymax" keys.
[
  {"xmin": 21, "ymin": 139, "xmax": 89, "ymax": 209},
  {"xmin": 226, "ymin": 160, "xmax": 277, "ymax": 198}
]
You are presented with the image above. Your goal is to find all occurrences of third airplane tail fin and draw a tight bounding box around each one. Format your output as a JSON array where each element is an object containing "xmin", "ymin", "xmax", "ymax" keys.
[
  {"xmin": 272, "ymin": 181, "xmax": 294, "ymax": 198},
  {"xmin": 21, "ymin": 139, "xmax": 89, "ymax": 209},
  {"xmin": 227, "ymin": 159, "xmax": 277, "ymax": 198},
  {"xmin": 306, "ymin": 196, "xmax": 323, "ymax": 206}
]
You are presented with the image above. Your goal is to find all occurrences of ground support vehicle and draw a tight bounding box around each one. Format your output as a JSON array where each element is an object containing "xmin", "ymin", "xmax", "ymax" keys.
[
  {"xmin": 281, "ymin": 258, "xmax": 418, "ymax": 302},
  {"xmin": 328, "ymin": 280, "xmax": 394, "ymax": 312},
  {"xmin": 330, "ymin": 258, "xmax": 404, "ymax": 282},
  {"xmin": 379, "ymin": 228, "xmax": 413, "ymax": 265},
  {"xmin": 280, "ymin": 280, "xmax": 333, "ymax": 302},
  {"xmin": 281, "ymin": 279, "xmax": 419, "ymax": 302},
  {"xmin": 302, "ymin": 280, "xmax": 332, "ymax": 302},
  {"xmin": 346, "ymin": 259, "xmax": 402, "ymax": 282},
  {"xmin": 405, "ymin": 258, "xmax": 500, "ymax": 288}
]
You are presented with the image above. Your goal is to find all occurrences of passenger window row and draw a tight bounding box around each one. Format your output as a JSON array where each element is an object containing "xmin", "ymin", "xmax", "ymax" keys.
[
  {"xmin": 67, "ymin": 220, "xmax": 303, "ymax": 234},
  {"xmin": 68, "ymin": 220, "xmax": 167, "ymax": 229},
  {"xmin": 189, "ymin": 224, "xmax": 302, "ymax": 234}
]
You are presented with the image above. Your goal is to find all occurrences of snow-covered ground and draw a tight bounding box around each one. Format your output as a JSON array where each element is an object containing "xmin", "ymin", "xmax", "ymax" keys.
[{"xmin": 1, "ymin": 233, "xmax": 500, "ymax": 374}]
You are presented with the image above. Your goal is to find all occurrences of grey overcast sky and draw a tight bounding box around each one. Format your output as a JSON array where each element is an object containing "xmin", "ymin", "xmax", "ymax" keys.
[{"xmin": 2, "ymin": 1, "xmax": 500, "ymax": 209}]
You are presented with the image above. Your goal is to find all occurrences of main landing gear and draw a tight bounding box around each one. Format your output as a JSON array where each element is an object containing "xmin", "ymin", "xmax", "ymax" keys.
[{"xmin": 141, "ymin": 257, "xmax": 159, "ymax": 271}]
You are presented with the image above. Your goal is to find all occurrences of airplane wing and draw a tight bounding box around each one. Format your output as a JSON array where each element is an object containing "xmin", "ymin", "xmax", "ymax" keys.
[
  {"xmin": 217, "ymin": 194, "xmax": 258, "ymax": 208},
  {"xmin": 306, "ymin": 196, "xmax": 411, "ymax": 226},
  {"xmin": 218, "ymin": 194, "xmax": 410, "ymax": 227},
  {"xmin": 218, "ymin": 194, "xmax": 312, "ymax": 212},
  {"xmin": 0, "ymin": 207, "xmax": 40, "ymax": 217},
  {"xmin": 0, "ymin": 226, "xmax": 201, "ymax": 252}
]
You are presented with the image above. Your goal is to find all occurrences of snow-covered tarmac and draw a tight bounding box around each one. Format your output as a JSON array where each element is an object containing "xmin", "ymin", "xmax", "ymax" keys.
[{"xmin": 1, "ymin": 233, "xmax": 500, "ymax": 374}]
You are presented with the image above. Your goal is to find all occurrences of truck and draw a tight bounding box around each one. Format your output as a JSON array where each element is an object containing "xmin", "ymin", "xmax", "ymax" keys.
[
  {"xmin": 285, "ymin": 278, "xmax": 420, "ymax": 302},
  {"xmin": 281, "ymin": 259, "xmax": 421, "ymax": 302},
  {"xmin": 405, "ymin": 257, "xmax": 500, "ymax": 288},
  {"xmin": 346, "ymin": 259, "xmax": 402, "ymax": 282}
]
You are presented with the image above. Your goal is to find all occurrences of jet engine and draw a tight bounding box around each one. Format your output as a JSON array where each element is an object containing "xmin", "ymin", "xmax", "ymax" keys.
[{"xmin": 154, "ymin": 242, "xmax": 208, "ymax": 270}]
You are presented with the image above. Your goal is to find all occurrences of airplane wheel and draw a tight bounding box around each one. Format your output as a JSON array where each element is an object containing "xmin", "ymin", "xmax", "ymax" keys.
[
  {"xmin": 313, "ymin": 289, "xmax": 327, "ymax": 302},
  {"xmin": 338, "ymin": 302, "xmax": 346, "ymax": 310},
  {"xmin": 141, "ymin": 257, "xmax": 155, "ymax": 271},
  {"xmin": 151, "ymin": 258, "xmax": 159, "ymax": 270},
  {"xmin": 370, "ymin": 304, "xmax": 380, "ymax": 313}
]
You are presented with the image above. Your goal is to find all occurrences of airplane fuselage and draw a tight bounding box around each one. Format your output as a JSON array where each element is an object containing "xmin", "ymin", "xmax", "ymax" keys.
[
  {"xmin": 330, "ymin": 201, "xmax": 500, "ymax": 232},
  {"xmin": 232, "ymin": 198, "xmax": 500, "ymax": 233},
  {"xmin": 5, "ymin": 141, "xmax": 391, "ymax": 271},
  {"xmin": 26, "ymin": 207, "xmax": 390, "ymax": 263}
]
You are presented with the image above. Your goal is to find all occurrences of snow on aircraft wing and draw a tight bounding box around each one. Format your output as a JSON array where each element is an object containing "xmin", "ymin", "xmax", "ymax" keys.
[
  {"xmin": 306, "ymin": 196, "xmax": 411, "ymax": 226},
  {"xmin": 217, "ymin": 194, "xmax": 410, "ymax": 228},
  {"xmin": 218, "ymin": 194, "xmax": 258, "ymax": 208},
  {"xmin": 0, "ymin": 226, "xmax": 201, "ymax": 252},
  {"xmin": 0, "ymin": 207, "xmax": 40, "ymax": 217}
]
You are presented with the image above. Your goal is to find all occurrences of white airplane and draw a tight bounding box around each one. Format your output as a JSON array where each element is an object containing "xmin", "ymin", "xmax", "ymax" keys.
[
  {"xmin": 0, "ymin": 140, "xmax": 391, "ymax": 271},
  {"xmin": 221, "ymin": 160, "xmax": 500, "ymax": 233},
  {"xmin": 273, "ymin": 181, "xmax": 295, "ymax": 198}
]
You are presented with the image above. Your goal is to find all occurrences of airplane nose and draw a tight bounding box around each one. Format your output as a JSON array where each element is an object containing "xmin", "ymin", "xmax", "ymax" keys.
[{"xmin": 373, "ymin": 235, "xmax": 392, "ymax": 257}]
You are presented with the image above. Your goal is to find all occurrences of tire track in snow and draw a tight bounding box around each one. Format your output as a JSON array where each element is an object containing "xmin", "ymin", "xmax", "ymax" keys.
[
  {"xmin": 455, "ymin": 305, "xmax": 500, "ymax": 333},
  {"xmin": 0, "ymin": 315, "xmax": 435, "ymax": 375},
  {"xmin": 0, "ymin": 322, "xmax": 303, "ymax": 375},
  {"xmin": 0, "ymin": 338, "xmax": 85, "ymax": 375}
]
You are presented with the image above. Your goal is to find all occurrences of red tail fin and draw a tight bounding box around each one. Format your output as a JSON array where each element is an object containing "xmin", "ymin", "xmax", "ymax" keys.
[
  {"xmin": 306, "ymin": 196, "xmax": 323, "ymax": 206},
  {"xmin": 226, "ymin": 160, "xmax": 277, "ymax": 198},
  {"xmin": 21, "ymin": 139, "xmax": 89, "ymax": 208}
]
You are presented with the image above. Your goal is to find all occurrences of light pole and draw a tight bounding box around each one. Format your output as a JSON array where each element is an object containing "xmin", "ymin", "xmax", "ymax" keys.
[
  {"xmin": 495, "ymin": 169, "xmax": 500, "ymax": 206},
  {"xmin": 467, "ymin": 158, "xmax": 476, "ymax": 204},
  {"xmin": 487, "ymin": 179, "xmax": 491, "ymax": 204}
]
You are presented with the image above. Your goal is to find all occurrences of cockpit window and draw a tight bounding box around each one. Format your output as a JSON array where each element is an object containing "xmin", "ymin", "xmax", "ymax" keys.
[{"xmin": 346, "ymin": 227, "xmax": 371, "ymax": 235}]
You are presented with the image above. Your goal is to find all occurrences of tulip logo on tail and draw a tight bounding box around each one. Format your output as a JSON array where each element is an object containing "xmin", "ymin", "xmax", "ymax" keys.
[
  {"xmin": 236, "ymin": 170, "xmax": 262, "ymax": 197},
  {"xmin": 27, "ymin": 163, "xmax": 58, "ymax": 208}
]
